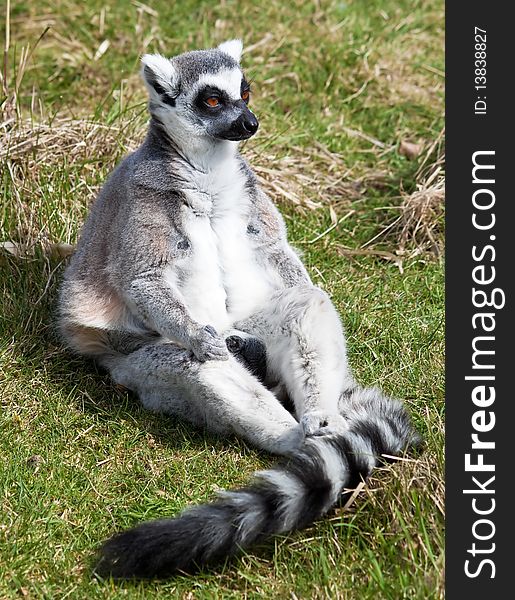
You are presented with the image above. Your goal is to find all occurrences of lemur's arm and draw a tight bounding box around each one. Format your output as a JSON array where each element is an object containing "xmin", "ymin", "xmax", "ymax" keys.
[
  {"xmin": 125, "ymin": 276, "xmax": 228, "ymax": 361},
  {"xmin": 112, "ymin": 206, "xmax": 228, "ymax": 362},
  {"xmin": 269, "ymin": 245, "xmax": 312, "ymax": 288},
  {"xmin": 253, "ymin": 187, "xmax": 312, "ymax": 288}
]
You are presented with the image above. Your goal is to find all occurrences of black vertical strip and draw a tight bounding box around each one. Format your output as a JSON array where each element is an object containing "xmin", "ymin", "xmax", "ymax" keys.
[{"xmin": 446, "ymin": 3, "xmax": 513, "ymax": 597}]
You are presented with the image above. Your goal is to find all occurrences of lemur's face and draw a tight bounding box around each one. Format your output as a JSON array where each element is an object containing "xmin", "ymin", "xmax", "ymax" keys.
[
  {"xmin": 190, "ymin": 70, "xmax": 258, "ymax": 141},
  {"xmin": 141, "ymin": 41, "xmax": 259, "ymax": 145}
]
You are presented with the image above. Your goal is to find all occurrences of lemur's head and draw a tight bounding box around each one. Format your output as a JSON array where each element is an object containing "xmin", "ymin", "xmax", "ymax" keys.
[{"xmin": 141, "ymin": 40, "xmax": 258, "ymax": 147}]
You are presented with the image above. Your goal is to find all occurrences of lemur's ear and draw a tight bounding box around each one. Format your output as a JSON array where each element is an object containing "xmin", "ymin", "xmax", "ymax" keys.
[
  {"xmin": 141, "ymin": 54, "xmax": 180, "ymax": 104},
  {"xmin": 217, "ymin": 39, "xmax": 243, "ymax": 63}
]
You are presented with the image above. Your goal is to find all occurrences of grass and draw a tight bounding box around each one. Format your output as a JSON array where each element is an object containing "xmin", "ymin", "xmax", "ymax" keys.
[{"xmin": 1, "ymin": 0, "xmax": 444, "ymax": 598}]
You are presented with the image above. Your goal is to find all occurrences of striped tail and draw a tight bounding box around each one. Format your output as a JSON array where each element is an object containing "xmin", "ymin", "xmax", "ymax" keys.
[{"xmin": 95, "ymin": 388, "xmax": 420, "ymax": 579}]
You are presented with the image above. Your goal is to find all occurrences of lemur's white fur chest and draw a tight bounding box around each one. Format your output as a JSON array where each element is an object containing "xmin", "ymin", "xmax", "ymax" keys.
[{"xmin": 167, "ymin": 159, "xmax": 280, "ymax": 333}]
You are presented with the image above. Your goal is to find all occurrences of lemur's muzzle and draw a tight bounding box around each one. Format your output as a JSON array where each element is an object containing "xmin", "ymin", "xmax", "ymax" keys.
[
  {"xmin": 218, "ymin": 107, "xmax": 259, "ymax": 141},
  {"xmin": 234, "ymin": 113, "xmax": 259, "ymax": 138}
]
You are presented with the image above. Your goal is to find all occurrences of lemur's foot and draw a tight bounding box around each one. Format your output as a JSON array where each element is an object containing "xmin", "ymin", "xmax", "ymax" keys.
[
  {"xmin": 225, "ymin": 334, "xmax": 267, "ymax": 382},
  {"xmin": 301, "ymin": 411, "xmax": 348, "ymax": 437},
  {"xmin": 190, "ymin": 325, "xmax": 229, "ymax": 362}
]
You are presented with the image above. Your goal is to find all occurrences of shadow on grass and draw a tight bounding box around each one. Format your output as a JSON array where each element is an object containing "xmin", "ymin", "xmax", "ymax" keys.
[{"xmin": 1, "ymin": 255, "xmax": 282, "ymax": 582}]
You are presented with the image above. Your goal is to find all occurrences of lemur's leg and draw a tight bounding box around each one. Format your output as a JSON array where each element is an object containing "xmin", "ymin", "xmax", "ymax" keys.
[
  {"xmin": 235, "ymin": 285, "xmax": 357, "ymax": 436},
  {"xmin": 100, "ymin": 343, "xmax": 304, "ymax": 456}
]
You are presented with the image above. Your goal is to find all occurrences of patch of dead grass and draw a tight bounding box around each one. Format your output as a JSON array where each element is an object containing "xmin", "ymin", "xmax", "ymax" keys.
[
  {"xmin": 396, "ymin": 127, "xmax": 445, "ymax": 257},
  {"xmin": 1, "ymin": 111, "xmax": 389, "ymax": 253},
  {"xmin": 1, "ymin": 112, "xmax": 444, "ymax": 268},
  {"xmin": 345, "ymin": 127, "xmax": 445, "ymax": 270}
]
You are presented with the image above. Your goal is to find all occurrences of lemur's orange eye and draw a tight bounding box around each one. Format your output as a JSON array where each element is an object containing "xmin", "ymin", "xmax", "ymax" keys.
[
  {"xmin": 206, "ymin": 97, "xmax": 220, "ymax": 107},
  {"xmin": 241, "ymin": 90, "xmax": 250, "ymax": 102}
]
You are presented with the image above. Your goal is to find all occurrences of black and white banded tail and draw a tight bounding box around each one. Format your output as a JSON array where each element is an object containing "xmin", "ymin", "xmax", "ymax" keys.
[{"xmin": 95, "ymin": 388, "xmax": 420, "ymax": 579}]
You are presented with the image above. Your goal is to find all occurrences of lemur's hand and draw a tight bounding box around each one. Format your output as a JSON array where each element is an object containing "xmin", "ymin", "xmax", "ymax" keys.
[
  {"xmin": 190, "ymin": 325, "xmax": 229, "ymax": 362},
  {"xmin": 301, "ymin": 411, "xmax": 348, "ymax": 437}
]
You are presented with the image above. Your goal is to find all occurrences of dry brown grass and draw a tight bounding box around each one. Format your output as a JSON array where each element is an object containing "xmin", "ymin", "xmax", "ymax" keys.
[
  {"xmin": 345, "ymin": 127, "xmax": 446, "ymax": 270},
  {"xmin": 1, "ymin": 109, "xmax": 395, "ymax": 253},
  {"xmin": 398, "ymin": 183, "xmax": 444, "ymax": 255},
  {"xmin": 1, "ymin": 112, "xmax": 445, "ymax": 269},
  {"xmin": 397, "ymin": 134, "xmax": 445, "ymax": 257}
]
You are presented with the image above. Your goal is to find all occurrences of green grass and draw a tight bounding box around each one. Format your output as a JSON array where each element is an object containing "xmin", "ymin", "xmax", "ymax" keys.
[{"xmin": 1, "ymin": 0, "xmax": 444, "ymax": 598}]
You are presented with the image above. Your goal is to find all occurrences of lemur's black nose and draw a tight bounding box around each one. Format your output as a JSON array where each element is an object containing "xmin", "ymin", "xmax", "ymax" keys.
[
  {"xmin": 216, "ymin": 109, "xmax": 259, "ymax": 141},
  {"xmin": 242, "ymin": 114, "xmax": 259, "ymax": 135},
  {"xmin": 230, "ymin": 112, "xmax": 259, "ymax": 139}
]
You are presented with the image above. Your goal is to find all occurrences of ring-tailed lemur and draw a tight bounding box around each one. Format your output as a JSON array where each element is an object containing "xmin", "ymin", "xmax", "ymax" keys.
[{"xmin": 57, "ymin": 39, "xmax": 420, "ymax": 579}]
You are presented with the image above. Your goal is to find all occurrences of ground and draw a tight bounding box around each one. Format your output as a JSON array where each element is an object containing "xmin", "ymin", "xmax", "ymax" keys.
[{"xmin": 0, "ymin": 0, "xmax": 444, "ymax": 598}]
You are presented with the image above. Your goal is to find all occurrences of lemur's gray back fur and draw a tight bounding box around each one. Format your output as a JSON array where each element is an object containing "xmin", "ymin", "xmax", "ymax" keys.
[{"xmin": 57, "ymin": 40, "xmax": 420, "ymax": 579}]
